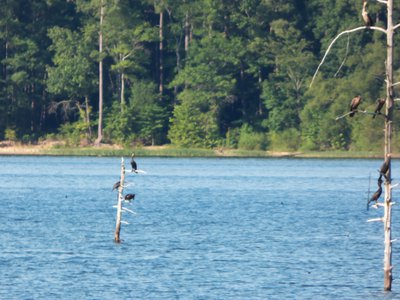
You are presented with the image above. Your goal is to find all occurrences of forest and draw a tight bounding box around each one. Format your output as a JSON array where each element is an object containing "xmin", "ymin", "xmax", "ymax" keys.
[{"xmin": 1, "ymin": 0, "xmax": 400, "ymax": 152}]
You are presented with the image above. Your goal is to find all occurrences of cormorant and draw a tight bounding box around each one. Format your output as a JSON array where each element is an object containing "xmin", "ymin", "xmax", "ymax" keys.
[
  {"xmin": 130, "ymin": 153, "xmax": 137, "ymax": 173},
  {"xmin": 362, "ymin": 0, "xmax": 374, "ymax": 27},
  {"xmin": 379, "ymin": 157, "xmax": 390, "ymax": 180},
  {"xmin": 373, "ymin": 98, "xmax": 385, "ymax": 118},
  {"xmin": 349, "ymin": 95, "xmax": 362, "ymax": 117},
  {"xmin": 124, "ymin": 193, "xmax": 135, "ymax": 201},
  {"xmin": 368, "ymin": 178, "xmax": 383, "ymax": 207},
  {"xmin": 112, "ymin": 181, "xmax": 121, "ymax": 191}
]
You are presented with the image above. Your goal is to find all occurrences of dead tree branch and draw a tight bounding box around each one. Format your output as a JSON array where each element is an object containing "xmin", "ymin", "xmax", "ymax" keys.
[
  {"xmin": 335, "ymin": 109, "xmax": 378, "ymax": 120},
  {"xmin": 310, "ymin": 26, "xmax": 387, "ymax": 87},
  {"xmin": 334, "ymin": 34, "xmax": 350, "ymax": 77}
]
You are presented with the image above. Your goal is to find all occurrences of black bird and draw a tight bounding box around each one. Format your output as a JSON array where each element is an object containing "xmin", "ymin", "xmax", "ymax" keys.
[
  {"xmin": 349, "ymin": 95, "xmax": 362, "ymax": 117},
  {"xmin": 112, "ymin": 181, "xmax": 121, "ymax": 191},
  {"xmin": 373, "ymin": 98, "xmax": 385, "ymax": 118},
  {"xmin": 130, "ymin": 153, "xmax": 137, "ymax": 173},
  {"xmin": 368, "ymin": 178, "xmax": 383, "ymax": 207},
  {"xmin": 362, "ymin": 0, "xmax": 374, "ymax": 27},
  {"xmin": 379, "ymin": 158, "xmax": 390, "ymax": 181},
  {"xmin": 124, "ymin": 193, "xmax": 135, "ymax": 201}
]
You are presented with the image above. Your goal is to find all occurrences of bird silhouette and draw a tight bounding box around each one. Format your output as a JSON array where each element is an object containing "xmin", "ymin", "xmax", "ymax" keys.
[
  {"xmin": 124, "ymin": 194, "xmax": 135, "ymax": 201},
  {"xmin": 373, "ymin": 98, "xmax": 385, "ymax": 119},
  {"xmin": 130, "ymin": 153, "xmax": 137, "ymax": 173},
  {"xmin": 368, "ymin": 178, "xmax": 383, "ymax": 208},
  {"xmin": 112, "ymin": 181, "xmax": 121, "ymax": 191},
  {"xmin": 379, "ymin": 159, "xmax": 390, "ymax": 181}
]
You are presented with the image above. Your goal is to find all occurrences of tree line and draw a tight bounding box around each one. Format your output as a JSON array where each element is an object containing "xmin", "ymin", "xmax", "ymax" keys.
[{"xmin": 1, "ymin": 0, "xmax": 400, "ymax": 151}]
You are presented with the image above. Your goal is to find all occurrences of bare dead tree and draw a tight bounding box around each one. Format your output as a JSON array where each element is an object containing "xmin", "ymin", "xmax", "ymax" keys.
[
  {"xmin": 311, "ymin": 0, "xmax": 399, "ymax": 291},
  {"xmin": 114, "ymin": 158, "xmax": 125, "ymax": 243}
]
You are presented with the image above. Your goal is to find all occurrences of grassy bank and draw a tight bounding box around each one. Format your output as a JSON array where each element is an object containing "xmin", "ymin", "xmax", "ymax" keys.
[{"xmin": 0, "ymin": 142, "xmax": 390, "ymax": 158}]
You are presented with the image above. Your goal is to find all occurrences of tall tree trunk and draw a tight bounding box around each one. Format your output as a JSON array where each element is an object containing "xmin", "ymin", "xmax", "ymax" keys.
[
  {"xmin": 85, "ymin": 95, "xmax": 92, "ymax": 139},
  {"xmin": 159, "ymin": 10, "xmax": 164, "ymax": 100},
  {"xmin": 121, "ymin": 72, "xmax": 125, "ymax": 111},
  {"xmin": 383, "ymin": 0, "xmax": 394, "ymax": 291},
  {"xmin": 95, "ymin": 0, "xmax": 104, "ymax": 146},
  {"xmin": 185, "ymin": 13, "xmax": 189, "ymax": 53},
  {"xmin": 114, "ymin": 157, "xmax": 125, "ymax": 243}
]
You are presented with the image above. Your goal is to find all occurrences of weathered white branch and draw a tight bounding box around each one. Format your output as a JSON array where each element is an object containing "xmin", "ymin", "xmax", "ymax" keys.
[
  {"xmin": 376, "ymin": 0, "xmax": 388, "ymax": 4},
  {"xmin": 394, "ymin": 23, "xmax": 400, "ymax": 31},
  {"xmin": 131, "ymin": 169, "xmax": 147, "ymax": 174},
  {"xmin": 392, "ymin": 82, "xmax": 400, "ymax": 87},
  {"xmin": 368, "ymin": 217, "xmax": 384, "ymax": 222},
  {"xmin": 122, "ymin": 207, "xmax": 137, "ymax": 215},
  {"xmin": 121, "ymin": 220, "xmax": 130, "ymax": 225},
  {"xmin": 334, "ymin": 34, "xmax": 350, "ymax": 77},
  {"xmin": 335, "ymin": 109, "xmax": 377, "ymax": 120},
  {"xmin": 310, "ymin": 26, "xmax": 387, "ymax": 87}
]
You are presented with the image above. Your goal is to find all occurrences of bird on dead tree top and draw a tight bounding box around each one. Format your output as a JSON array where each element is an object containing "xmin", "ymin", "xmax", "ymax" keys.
[
  {"xmin": 373, "ymin": 98, "xmax": 385, "ymax": 119},
  {"xmin": 362, "ymin": 0, "xmax": 374, "ymax": 27},
  {"xmin": 349, "ymin": 95, "xmax": 362, "ymax": 117}
]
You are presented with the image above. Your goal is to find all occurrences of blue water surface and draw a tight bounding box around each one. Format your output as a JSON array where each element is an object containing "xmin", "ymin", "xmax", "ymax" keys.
[{"xmin": 1, "ymin": 156, "xmax": 400, "ymax": 299}]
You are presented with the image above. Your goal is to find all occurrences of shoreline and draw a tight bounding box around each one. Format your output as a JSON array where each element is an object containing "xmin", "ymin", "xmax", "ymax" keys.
[{"xmin": 0, "ymin": 142, "xmax": 392, "ymax": 158}]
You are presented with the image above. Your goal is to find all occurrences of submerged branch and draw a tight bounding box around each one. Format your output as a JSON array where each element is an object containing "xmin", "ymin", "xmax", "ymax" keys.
[{"xmin": 310, "ymin": 26, "xmax": 387, "ymax": 87}]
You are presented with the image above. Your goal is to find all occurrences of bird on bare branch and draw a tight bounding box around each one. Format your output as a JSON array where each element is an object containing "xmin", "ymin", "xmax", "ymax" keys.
[
  {"xmin": 373, "ymin": 98, "xmax": 385, "ymax": 118},
  {"xmin": 124, "ymin": 193, "xmax": 135, "ymax": 202},
  {"xmin": 379, "ymin": 157, "xmax": 390, "ymax": 181},
  {"xmin": 112, "ymin": 181, "xmax": 121, "ymax": 191},
  {"xmin": 362, "ymin": 0, "xmax": 374, "ymax": 27},
  {"xmin": 368, "ymin": 177, "xmax": 383, "ymax": 208},
  {"xmin": 349, "ymin": 95, "xmax": 362, "ymax": 117}
]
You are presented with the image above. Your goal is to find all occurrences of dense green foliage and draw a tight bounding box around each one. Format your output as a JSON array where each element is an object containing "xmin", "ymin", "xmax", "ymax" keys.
[{"xmin": 1, "ymin": 0, "xmax": 400, "ymax": 151}]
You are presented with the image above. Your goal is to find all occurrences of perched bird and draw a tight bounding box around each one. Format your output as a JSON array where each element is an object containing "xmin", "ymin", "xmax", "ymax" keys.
[
  {"xmin": 130, "ymin": 153, "xmax": 137, "ymax": 173},
  {"xmin": 362, "ymin": 0, "xmax": 374, "ymax": 27},
  {"xmin": 124, "ymin": 193, "xmax": 135, "ymax": 201},
  {"xmin": 379, "ymin": 160, "xmax": 389, "ymax": 179},
  {"xmin": 112, "ymin": 181, "xmax": 121, "ymax": 191},
  {"xmin": 373, "ymin": 98, "xmax": 385, "ymax": 118},
  {"xmin": 349, "ymin": 95, "xmax": 362, "ymax": 117},
  {"xmin": 368, "ymin": 178, "xmax": 383, "ymax": 207},
  {"xmin": 379, "ymin": 158, "xmax": 390, "ymax": 180}
]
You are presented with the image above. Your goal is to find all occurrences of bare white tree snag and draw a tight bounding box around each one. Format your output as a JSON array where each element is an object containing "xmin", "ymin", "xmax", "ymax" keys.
[
  {"xmin": 383, "ymin": 0, "xmax": 394, "ymax": 291},
  {"xmin": 310, "ymin": 26, "xmax": 386, "ymax": 87},
  {"xmin": 114, "ymin": 158, "xmax": 125, "ymax": 243},
  {"xmin": 311, "ymin": 0, "xmax": 396, "ymax": 291}
]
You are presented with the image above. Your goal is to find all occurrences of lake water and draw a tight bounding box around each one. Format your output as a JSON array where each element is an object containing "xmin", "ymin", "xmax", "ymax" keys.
[{"xmin": 1, "ymin": 156, "xmax": 400, "ymax": 299}]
